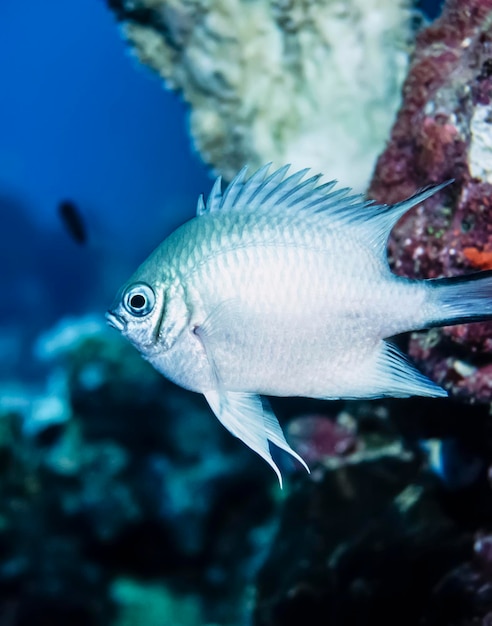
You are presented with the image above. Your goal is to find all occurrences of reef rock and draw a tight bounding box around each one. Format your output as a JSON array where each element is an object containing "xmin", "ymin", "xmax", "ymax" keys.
[
  {"xmin": 107, "ymin": 0, "xmax": 413, "ymax": 189},
  {"xmin": 369, "ymin": 0, "xmax": 492, "ymax": 402}
]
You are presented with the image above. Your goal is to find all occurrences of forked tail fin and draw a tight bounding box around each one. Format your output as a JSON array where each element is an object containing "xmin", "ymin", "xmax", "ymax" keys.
[{"xmin": 428, "ymin": 270, "xmax": 492, "ymax": 327}]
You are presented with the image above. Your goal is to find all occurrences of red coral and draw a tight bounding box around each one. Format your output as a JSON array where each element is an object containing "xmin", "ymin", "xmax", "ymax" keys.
[
  {"xmin": 286, "ymin": 414, "xmax": 357, "ymax": 467},
  {"xmin": 369, "ymin": 0, "xmax": 492, "ymax": 402}
]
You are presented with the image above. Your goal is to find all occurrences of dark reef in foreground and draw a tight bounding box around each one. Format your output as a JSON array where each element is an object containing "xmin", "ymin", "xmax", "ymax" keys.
[
  {"xmin": 2, "ymin": 318, "xmax": 492, "ymax": 625},
  {"xmin": 0, "ymin": 317, "xmax": 278, "ymax": 625}
]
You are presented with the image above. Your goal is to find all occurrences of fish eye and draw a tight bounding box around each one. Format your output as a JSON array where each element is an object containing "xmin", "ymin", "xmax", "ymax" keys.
[{"xmin": 123, "ymin": 283, "xmax": 155, "ymax": 317}]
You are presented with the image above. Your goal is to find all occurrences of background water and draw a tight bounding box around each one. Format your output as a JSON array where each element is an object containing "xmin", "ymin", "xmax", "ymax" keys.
[{"xmin": 0, "ymin": 0, "xmax": 211, "ymax": 378}]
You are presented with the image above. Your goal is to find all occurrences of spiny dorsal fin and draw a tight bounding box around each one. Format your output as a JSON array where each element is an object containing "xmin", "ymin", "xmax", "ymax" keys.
[{"xmin": 196, "ymin": 164, "xmax": 452, "ymax": 258}]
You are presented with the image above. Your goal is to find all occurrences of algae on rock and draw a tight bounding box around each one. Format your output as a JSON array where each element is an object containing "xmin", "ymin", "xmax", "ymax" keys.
[{"xmin": 109, "ymin": 0, "xmax": 415, "ymax": 189}]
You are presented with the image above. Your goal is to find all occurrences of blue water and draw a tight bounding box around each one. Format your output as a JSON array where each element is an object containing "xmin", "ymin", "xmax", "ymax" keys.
[
  {"xmin": 0, "ymin": 0, "xmax": 211, "ymax": 376},
  {"xmin": 419, "ymin": 0, "xmax": 445, "ymax": 19}
]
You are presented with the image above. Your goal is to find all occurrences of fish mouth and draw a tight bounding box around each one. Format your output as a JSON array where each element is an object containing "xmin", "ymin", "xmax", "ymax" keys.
[{"xmin": 105, "ymin": 311, "xmax": 126, "ymax": 331}]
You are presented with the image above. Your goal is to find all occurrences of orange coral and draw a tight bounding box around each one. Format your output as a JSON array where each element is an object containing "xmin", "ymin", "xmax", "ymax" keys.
[{"xmin": 463, "ymin": 247, "xmax": 492, "ymax": 270}]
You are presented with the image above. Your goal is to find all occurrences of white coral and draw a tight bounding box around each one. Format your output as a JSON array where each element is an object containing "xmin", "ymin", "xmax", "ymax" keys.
[{"xmin": 120, "ymin": 0, "xmax": 414, "ymax": 190}]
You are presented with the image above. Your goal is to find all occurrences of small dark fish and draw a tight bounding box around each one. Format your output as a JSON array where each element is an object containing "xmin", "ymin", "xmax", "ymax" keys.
[{"xmin": 58, "ymin": 200, "xmax": 87, "ymax": 245}]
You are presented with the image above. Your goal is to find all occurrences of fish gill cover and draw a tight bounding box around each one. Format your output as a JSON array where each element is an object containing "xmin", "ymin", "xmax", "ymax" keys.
[{"xmin": 5, "ymin": 1, "xmax": 492, "ymax": 625}]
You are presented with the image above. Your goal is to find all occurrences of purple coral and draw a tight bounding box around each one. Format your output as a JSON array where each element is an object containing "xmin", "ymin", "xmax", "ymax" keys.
[
  {"xmin": 286, "ymin": 414, "xmax": 357, "ymax": 467},
  {"xmin": 369, "ymin": 0, "xmax": 492, "ymax": 401}
]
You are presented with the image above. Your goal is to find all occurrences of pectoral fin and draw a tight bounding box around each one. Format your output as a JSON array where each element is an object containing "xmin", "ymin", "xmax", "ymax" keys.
[
  {"xmin": 204, "ymin": 390, "xmax": 309, "ymax": 487},
  {"xmin": 195, "ymin": 305, "xmax": 309, "ymax": 485}
]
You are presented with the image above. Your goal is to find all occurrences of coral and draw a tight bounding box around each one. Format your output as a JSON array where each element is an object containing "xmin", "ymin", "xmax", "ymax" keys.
[
  {"xmin": 253, "ymin": 399, "xmax": 492, "ymax": 626},
  {"xmin": 285, "ymin": 407, "xmax": 412, "ymax": 473},
  {"xmin": 107, "ymin": 0, "xmax": 414, "ymax": 189},
  {"xmin": 369, "ymin": 0, "xmax": 492, "ymax": 401},
  {"xmin": 110, "ymin": 578, "xmax": 202, "ymax": 626},
  {"xmin": 286, "ymin": 413, "xmax": 358, "ymax": 467},
  {"xmin": 423, "ymin": 533, "xmax": 492, "ymax": 625},
  {"xmin": 0, "ymin": 400, "xmax": 113, "ymax": 626},
  {"xmin": 253, "ymin": 433, "xmax": 465, "ymax": 626}
]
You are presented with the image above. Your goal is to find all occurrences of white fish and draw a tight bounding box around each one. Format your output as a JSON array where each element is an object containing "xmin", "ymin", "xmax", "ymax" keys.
[{"xmin": 106, "ymin": 164, "xmax": 492, "ymax": 485}]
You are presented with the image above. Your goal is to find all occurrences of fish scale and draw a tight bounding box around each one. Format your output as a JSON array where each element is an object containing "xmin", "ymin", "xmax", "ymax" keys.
[{"xmin": 107, "ymin": 164, "xmax": 492, "ymax": 486}]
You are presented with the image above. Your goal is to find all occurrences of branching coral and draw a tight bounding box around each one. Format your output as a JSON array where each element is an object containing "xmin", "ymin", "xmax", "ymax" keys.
[{"xmin": 108, "ymin": 0, "xmax": 414, "ymax": 189}]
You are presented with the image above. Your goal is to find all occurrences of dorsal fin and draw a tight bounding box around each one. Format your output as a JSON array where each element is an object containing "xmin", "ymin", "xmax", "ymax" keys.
[{"xmin": 196, "ymin": 164, "xmax": 452, "ymax": 258}]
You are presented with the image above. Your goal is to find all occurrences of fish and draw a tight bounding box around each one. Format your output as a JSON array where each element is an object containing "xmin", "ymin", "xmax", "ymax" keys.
[
  {"xmin": 106, "ymin": 164, "xmax": 492, "ymax": 486},
  {"xmin": 58, "ymin": 200, "xmax": 87, "ymax": 245}
]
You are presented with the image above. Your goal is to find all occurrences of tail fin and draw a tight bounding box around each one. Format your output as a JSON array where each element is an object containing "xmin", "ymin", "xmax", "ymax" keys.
[{"xmin": 429, "ymin": 270, "xmax": 492, "ymax": 327}]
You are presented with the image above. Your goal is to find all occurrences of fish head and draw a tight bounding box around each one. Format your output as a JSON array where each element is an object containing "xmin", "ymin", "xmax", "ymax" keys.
[
  {"xmin": 106, "ymin": 241, "xmax": 192, "ymax": 354},
  {"xmin": 107, "ymin": 268, "xmax": 209, "ymax": 391}
]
